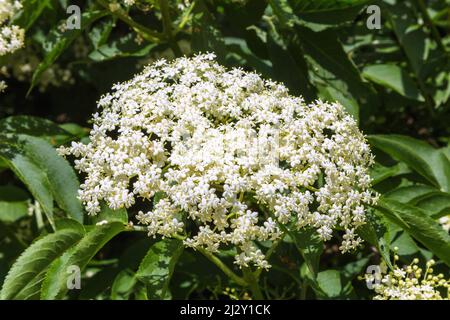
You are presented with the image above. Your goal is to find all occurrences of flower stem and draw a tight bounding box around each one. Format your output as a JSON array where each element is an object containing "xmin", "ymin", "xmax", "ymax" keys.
[
  {"xmin": 97, "ymin": 0, "xmax": 163, "ymax": 43},
  {"xmin": 197, "ymin": 248, "xmax": 248, "ymax": 287},
  {"xmin": 158, "ymin": 0, "xmax": 183, "ymax": 56},
  {"xmin": 254, "ymin": 233, "xmax": 286, "ymax": 279},
  {"xmin": 242, "ymin": 267, "xmax": 264, "ymax": 299},
  {"xmin": 126, "ymin": 225, "xmax": 147, "ymax": 232},
  {"xmin": 175, "ymin": 1, "xmax": 196, "ymax": 33}
]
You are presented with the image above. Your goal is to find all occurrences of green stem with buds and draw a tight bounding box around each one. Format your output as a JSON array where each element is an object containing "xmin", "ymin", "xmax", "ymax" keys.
[
  {"xmin": 196, "ymin": 248, "xmax": 248, "ymax": 287},
  {"xmin": 97, "ymin": 0, "xmax": 163, "ymax": 43}
]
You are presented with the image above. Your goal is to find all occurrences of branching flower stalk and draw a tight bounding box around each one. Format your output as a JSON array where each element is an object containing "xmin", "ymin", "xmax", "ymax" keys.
[{"xmin": 97, "ymin": 0, "xmax": 188, "ymax": 53}]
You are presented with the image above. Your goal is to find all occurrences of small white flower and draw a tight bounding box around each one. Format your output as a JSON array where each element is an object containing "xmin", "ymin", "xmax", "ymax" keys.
[
  {"xmin": 439, "ymin": 215, "xmax": 450, "ymax": 232},
  {"xmin": 96, "ymin": 220, "xmax": 109, "ymax": 226}
]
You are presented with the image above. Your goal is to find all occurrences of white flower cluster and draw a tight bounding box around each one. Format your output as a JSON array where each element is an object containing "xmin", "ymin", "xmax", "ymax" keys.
[
  {"xmin": 59, "ymin": 53, "xmax": 377, "ymax": 268},
  {"xmin": 0, "ymin": 0, "xmax": 24, "ymax": 56},
  {"xmin": 372, "ymin": 258, "xmax": 449, "ymax": 300},
  {"xmin": 122, "ymin": 0, "xmax": 135, "ymax": 6}
]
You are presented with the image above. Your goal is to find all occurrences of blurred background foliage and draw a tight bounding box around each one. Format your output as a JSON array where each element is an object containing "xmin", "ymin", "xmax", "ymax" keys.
[{"xmin": 0, "ymin": 0, "xmax": 449, "ymax": 300}]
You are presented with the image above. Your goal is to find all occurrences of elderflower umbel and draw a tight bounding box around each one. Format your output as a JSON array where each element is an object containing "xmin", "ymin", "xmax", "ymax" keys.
[
  {"xmin": 372, "ymin": 258, "xmax": 449, "ymax": 300},
  {"xmin": 0, "ymin": 0, "xmax": 24, "ymax": 56},
  {"xmin": 59, "ymin": 54, "xmax": 378, "ymax": 268}
]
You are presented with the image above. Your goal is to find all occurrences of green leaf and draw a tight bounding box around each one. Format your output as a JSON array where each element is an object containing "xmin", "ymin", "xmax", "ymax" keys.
[
  {"xmin": 17, "ymin": 135, "xmax": 84, "ymax": 223},
  {"xmin": 88, "ymin": 33, "xmax": 157, "ymax": 62},
  {"xmin": 224, "ymin": 36, "xmax": 273, "ymax": 78},
  {"xmin": 357, "ymin": 212, "xmax": 392, "ymax": 269},
  {"xmin": 88, "ymin": 16, "xmax": 116, "ymax": 49},
  {"xmin": 221, "ymin": 0, "xmax": 267, "ymax": 31},
  {"xmin": 78, "ymin": 266, "xmax": 119, "ymax": 300},
  {"xmin": 136, "ymin": 239, "xmax": 184, "ymax": 299},
  {"xmin": 287, "ymin": 0, "xmax": 370, "ymax": 29},
  {"xmin": 444, "ymin": 146, "xmax": 450, "ymax": 163},
  {"xmin": 0, "ymin": 142, "xmax": 54, "ymax": 227},
  {"xmin": 432, "ymin": 67, "xmax": 450, "ymax": 107},
  {"xmin": 298, "ymin": 26, "xmax": 367, "ymax": 93},
  {"xmin": 377, "ymin": 198, "xmax": 450, "ymax": 266},
  {"xmin": 385, "ymin": 185, "xmax": 450, "ymax": 218},
  {"xmin": 134, "ymin": 283, "xmax": 149, "ymax": 300},
  {"xmin": 0, "ymin": 186, "xmax": 30, "ymax": 223},
  {"xmin": 29, "ymin": 10, "xmax": 108, "ymax": 93},
  {"xmin": 79, "ymin": 239, "xmax": 152, "ymax": 300},
  {"xmin": 415, "ymin": 193, "xmax": 450, "ymax": 218},
  {"xmin": 315, "ymin": 269, "xmax": 353, "ymax": 299},
  {"xmin": 289, "ymin": 0, "xmax": 369, "ymax": 13},
  {"xmin": 317, "ymin": 85, "xmax": 359, "ymax": 121},
  {"xmin": 58, "ymin": 123, "xmax": 89, "ymax": 139},
  {"xmin": 92, "ymin": 203, "xmax": 128, "ymax": 224},
  {"xmin": 362, "ymin": 64, "xmax": 424, "ymax": 101},
  {"xmin": 390, "ymin": 230, "xmax": 420, "ymax": 256},
  {"xmin": 369, "ymin": 135, "xmax": 450, "ymax": 192},
  {"xmin": 385, "ymin": 185, "xmax": 438, "ymax": 204},
  {"xmin": 370, "ymin": 162, "xmax": 410, "ymax": 185},
  {"xmin": 383, "ymin": 2, "xmax": 432, "ymax": 80},
  {"xmin": 383, "ymin": 0, "xmax": 450, "ymax": 107},
  {"xmin": 54, "ymin": 218, "xmax": 86, "ymax": 234},
  {"xmin": 0, "ymin": 134, "xmax": 84, "ymax": 225},
  {"xmin": 297, "ymin": 26, "xmax": 371, "ymax": 117},
  {"xmin": 110, "ymin": 269, "xmax": 137, "ymax": 300},
  {"xmin": 0, "ymin": 224, "xmax": 84, "ymax": 299},
  {"xmin": 40, "ymin": 222, "xmax": 124, "ymax": 299},
  {"xmin": 269, "ymin": 0, "xmax": 300, "ymax": 29},
  {"xmin": 341, "ymin": 256, "xmax": 371, "ymax": 281},
  {"xmin": 266, "ymin": 28, "xmax": 315, "ymax": 99}
]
